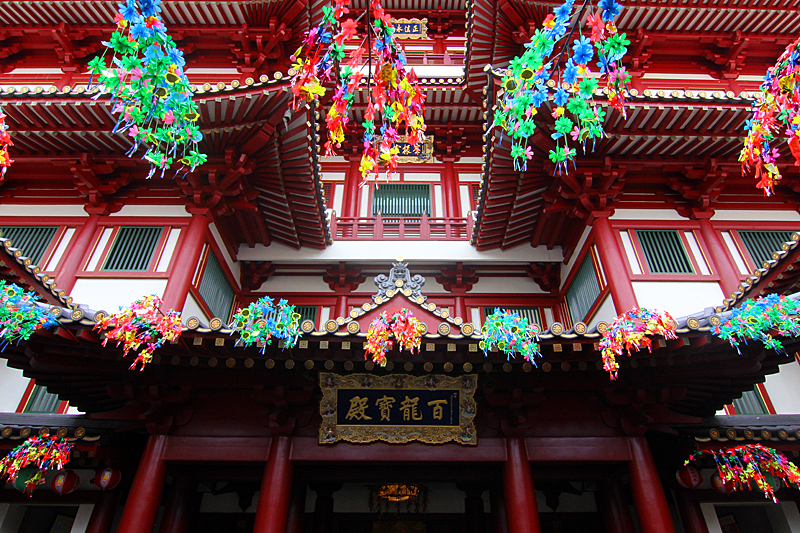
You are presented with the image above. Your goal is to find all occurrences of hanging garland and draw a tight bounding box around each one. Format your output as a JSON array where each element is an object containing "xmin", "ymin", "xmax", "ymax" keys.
[
  {"xmin": 229, "ymin": 297, "xmax": 303, "ymax": 351},
  {"xmin": 492, "ymin": 0, "xmax": 630, "ymax": 174},
  {"xmin": 365, "ymin": 308, "xmax": 424, "ymax": 366},
  {"xmin": 93, "ymin": 294, "xmax": 182, "ymax": 370},
  {"xmin": 0, "ymin": 434, "xmax": 73, "ymax": 496},
  {"xmin": 289, "ymin": 0, "xmax": 426, "ymax": 184},
  {"xmin": 480, "ymin": 308, "xmax": 542, "ymax": 364},
  {"xmin": 0, "ymin": 280, "xmax": 58, "ymax": 349},
  {"xmin": 599, "ymin": 307, "xmax": 677, "ymax": 379},
  {"xmin": 0, "ymin": 105, "xmax": 12, "ymax": 181},
  {"xmin": 88, "ymin": 0, "xmax": 207, "ymax": 177},
  {"xmin": 740, "ymin": 37, "xmax": 800, "ymax": 195},
  {"xmin": 712, "ymin": 294, "xmax": 800, "ymax": 354},
  {"xmin": 685, "ymin": 444, "xmax": 800, "ymax": 502}
]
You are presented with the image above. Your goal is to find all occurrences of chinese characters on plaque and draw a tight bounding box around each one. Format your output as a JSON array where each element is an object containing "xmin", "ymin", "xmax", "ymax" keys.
[
  {"xmin": 380, "ymin": 135, "xmax": 434, "ymax": 163},
  {"xmin": 319, "ymin": 373, "xmax": 477, "ymax": 445},
  {"xmin": 390, "ymin": 18, "xmax": 428, "ymax": 39}
]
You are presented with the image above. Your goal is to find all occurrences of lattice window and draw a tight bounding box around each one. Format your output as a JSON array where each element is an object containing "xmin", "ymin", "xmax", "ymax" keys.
[
  {"xmin": 295, "ymin": 305, "xmax": 318, "ymax": 326},
  {"xmin": 321, "ymin": 183, "xmax": 333, "ymax": 207},
  {"xmin": 0, "ymin": 226, "xmax": 58, "ymax": 265},
  {"xmin": 732, "ymin": 389, "xmax": 769, "ymax": 415},
  {"xmin": 483, "ymin": 307, "xmax": 541, "ymax": 328},
  {"xmin": 372, "ymin": 184, "xmax": 431, "ymax": 217},
  {"xmin": 635, "ymin": 230, "xmax": 694, "ymax": 274},
  {"xmin": 102, "ymin": 226, "xmax": 162, "ymax": 271},
  {"xmin": 471, "ymin": 183, "xmax": 481, "ymax": 210},
  {"xmin": 566, "ymin": 254, "xmax": 602, "ymax": 324},
  {"xmin": 197, "ymin": 252, "xmax": 236, "ymax": 320},
  {"xmin": 23, "ymin": 385, "xmax": 61, "ymax": 414},
  {"xmin": 738, "ymin": 230, "xmax": 796, "ymax": 268}
]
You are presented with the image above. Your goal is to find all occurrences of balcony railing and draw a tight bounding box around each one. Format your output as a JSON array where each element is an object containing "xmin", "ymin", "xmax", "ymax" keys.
[{"xmin": 331, "ymin": 213, "xmax": 473, "ymax": 240}]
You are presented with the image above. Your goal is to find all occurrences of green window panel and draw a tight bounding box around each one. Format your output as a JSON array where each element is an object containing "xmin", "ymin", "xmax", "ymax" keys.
[
  {"xmin": 483, "ymin": 307, "xmax": 541, "ymax": 328},
  {"xmin": 23, "ymin": 385, "xmax": 61, "ymax": 414},
  {"xmin": 198, "ymin": 252, "xmax": 236, "ymax": 320},
  {"xmin": 102, "ymin": 226, "xmax": 163, "ymax": 271},
  {"xmin": 372, "ymin": 184, "xmax": 431, "ymax": 217},
  {"xmin": 295, "ymin": 305, "xmax": 318, "ymax": 325},
  {"xmin": 732, "ymin": 389, "xmax": 769, "ymax": 415},
  {"xmin": 566, "ymin": 255, "xmax": 601, "ymax": 324},
  {"xmin": 0, "ymin": 226, "xmax": 58, "ymax": 265},
  {"xmin": 739, "ymin": 230, "xmax": 796, "ymax": 268},
  {"xmin": 635, "ymin": 229, "xmax": 694, "ymax": 274}
]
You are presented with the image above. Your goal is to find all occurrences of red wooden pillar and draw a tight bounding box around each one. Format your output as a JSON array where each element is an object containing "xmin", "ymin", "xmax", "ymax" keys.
[
  {"xmin": 117, "ymin": 434, "xmax": 168, "ymax": 533},
  {"xmin": 441, "ymin": 158, "xmax": 461, "ymax": 218},
  {"xmin": 675, "ymin": 491, "xmax": 710, "ymax": 533},
  {"xmin": 692, "ymin": 211, "xmax": 742, "ymax": 299},
  {"xmin": 160, "ymin": 209, "xmax": 210, "ymax": 312},
  {"xmin": 54, "ymin": 213, "xmax": 102, "ymax": 293},
  {"xmin": 253, "ymin": 436, "xmax": 293, "ymax": 533},
  {"xmin": 596, "ymin": 479, "xmax": 635, "ymax": 533},
  {"xmin": 342, "ymin": 157, "xmax": 361, "ymax": 218},
  {"xmin": 490, "ymin": 485, "xmax": 508, "ymax": 533},
  {"xmin": 158, "ymin": 474, "xmax": 194, "ymax": 533},
  {"xmin": 85, "ymin": 490, "xmax": 121, "ymax": 533},
  {"xmin": 591, "ymin": 213, "xmax": 638, "ymax": 313},
  {"xmin": 503, "ymin": 438, "xmax": 541, "ymax": 533},
  {"xmin": 334, "ymin": 296, "xmax": 348, "ymax": 321},
  {"xmin": 454, "ymin": 296, "xmax": 468, "ymax": 321},
  {"xmin": 285, "ymin": 481, "xmax": 308, "ymax": 533},
  {"xmin": 628, "ymin": 437, "xmax": 676, "ymax": 533}
]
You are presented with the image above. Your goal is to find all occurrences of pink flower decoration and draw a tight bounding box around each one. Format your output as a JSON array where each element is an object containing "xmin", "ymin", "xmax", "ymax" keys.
[
  {"xmin": 128, "ymin": 125, "xmax": 139, "ymax": 138},
  {"xmin": 163, "ymin": 110, "xmax": 174, "ymax": 125}
]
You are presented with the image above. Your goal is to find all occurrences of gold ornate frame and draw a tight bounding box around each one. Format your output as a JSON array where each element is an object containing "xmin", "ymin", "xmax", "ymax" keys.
[
  {"xmin": 391, "ymin": 18, "xmax": 428, "ymax": 39},
  {"xmin": 319, "ymin": 373, "xmax": 477, "ymax": 445}
]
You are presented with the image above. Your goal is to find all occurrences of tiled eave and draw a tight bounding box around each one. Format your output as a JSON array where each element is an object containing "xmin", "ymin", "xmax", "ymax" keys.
[{"xmin": 0, "ymin": 235, "xmax": 74, "ymax": 308}]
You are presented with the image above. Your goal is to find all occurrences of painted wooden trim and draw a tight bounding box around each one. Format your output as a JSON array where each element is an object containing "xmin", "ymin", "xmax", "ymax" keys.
[
  {"xmin": 755, "ymin": 383, "xmax": 777, "ymax": 415},
  {"xmin": 15, "ymin": 379, "xmax": 36, "ymax": 413},
  {"xmin": 56, "ymin": 401, "xmax": 69, "ymax": 415},
  {"xmin": 627, "ymin": 228, "xmax": 721, "ymax": 281}
]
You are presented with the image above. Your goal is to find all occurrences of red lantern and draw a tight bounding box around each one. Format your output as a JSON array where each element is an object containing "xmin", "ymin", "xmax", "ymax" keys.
[
  {"xmin": 92, "ymin": 468, "xmax": 121, "ymax": 491},
  {"xmin": 51, "ymin": 470, "xmax": 80, "ymax": 495},
  {"xmin": 711, "ymin": 472, "xmax": 735, "ymax": 494},
  {"xmin": 676, "ymin": 465, "xmax": 703, "ymax": 489}
]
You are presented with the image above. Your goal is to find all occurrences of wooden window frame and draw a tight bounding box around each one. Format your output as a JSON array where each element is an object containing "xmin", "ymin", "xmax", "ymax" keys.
[
  {"xmin": 724, "ymin": 384, "xmax": 776, "ymax": 415},
  {"xmin": 0, "ymin": 222, "xmax": 73, "ymax": 273},
  {"xmin": 560, "ymin": 244, "xmax": 608, "ymax": 328},
  {"xmin": 729, "ymin": 228, "xmax": 798, "ymax": 272},
  {"xmin": 189, "ymin": 240, "xmax": 240, "ymax": 322}
]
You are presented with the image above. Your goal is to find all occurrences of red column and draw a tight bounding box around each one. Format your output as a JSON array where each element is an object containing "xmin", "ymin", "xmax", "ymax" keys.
[
  {"xmin": 441, "ymin": 159, "xmax": 461, "ymax": 218},
  {"xmin": 503, "ymin": 438, "xmax": 541, "ymax": 533},
  {"xmin": 117, "ymin": 434, "xmax": 168, "ymax": 533},
  {"xmin": 285, "ymin": 482, "xmax": 308, "ymax": 533},
  {"xmin": 342, "ymin": 158, "xmax": 361, "ymax": 218},
  {"xmin": 253, "ymin": 436, "xmax": 293, "ymax": 533},
  {"xmin": 54, "ymin": 213, "xmax": 102, "ymax": 293},
  {"xmin": 628, "ymin": 437, "xmax": 676, "ymax": 533},
  {"xmin": 591, "ymin": 213, "xmax": 638, "ymax": 313},
  {"xmin": 158, "ymin": 474, "xmax": 194, "ymax": 533},
  {"xmin": 334, "ymin": 296, "xmax": 348, "ymax": 321},
  {"xmin": 160, "ymin": 209, "xmax": 211, "ymax": 312},
  {"xmin": 454, "ymin": 296, "xmax": 468, "ymax": 322},
  {"xmin": 692, "ymin": 211, "xmax": 742, "ymax": 299},
  {"xmin": 490, "ymin": 485, "xmax": 508, "ymax": 533},
  {"xmin": 596, "ymin": 479, "xmax": 635, "ymax": 533},
  {"xmin": 85, "ymin": 490, "xmax": 121, "ymax": 533},
  {"xmin": 675, "ymin": 491, "xmax": 710, "ymax": 533}
]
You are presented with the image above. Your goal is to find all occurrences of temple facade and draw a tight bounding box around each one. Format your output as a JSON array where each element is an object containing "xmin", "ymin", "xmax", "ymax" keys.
[{"xmin": 2, "ymin": 1, "xmax": 800, "ymax": 532}]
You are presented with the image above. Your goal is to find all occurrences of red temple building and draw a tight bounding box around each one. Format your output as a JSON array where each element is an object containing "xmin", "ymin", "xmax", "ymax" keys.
[{"xmin": 2, "ymin": 1, "xmax": 800, "ymax": 532}]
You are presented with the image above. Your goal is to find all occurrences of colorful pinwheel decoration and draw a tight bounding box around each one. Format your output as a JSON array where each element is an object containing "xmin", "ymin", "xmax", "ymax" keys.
[
  {"xmin": 741, "ymin": 37, "xmax": 800, "ymax": 195},
  {"xmin": 0, "ymin": 280, "xmax": 58, "ymax": 349},
  {"xmin": 599, "ymin": 307, "xmax": 677, "ymax": 379},
  {"xmin": 93, "ymin": 294, "xmax": 182, "ymax": 370},
  {"xmin": 493, "ymin": 0, "xmax": 630, "ymax": 174},
  {"xmin": 0, "ymin": 105, "xmax": 12, "ymax": 181},
  {"xmin": 365, "ymin": 308, "xmax": 424, "ymax": 366},
  {"xmin": 712, "ymin": 294, "xmax": 800, "ymax": 354},
  {"xmin": 0, "ymin": 434, "xmax": 73, "ymax": 496},
  {"xmin": 686, "ymin": 444, "xmax": 800, "ymax": 502},
  {"xmin": 480, "ymin": 308, "xmax": 541, "ymax": 364},
  {"xmin": 229, "ymin": 296, "xmax": 303, "ymax": 351},
  {"xmin": 289, "ymin": 0, "xmax": 426, "ymax": 185},
  {"xmin": 89, "ymin": 0, "xmax": 207, "ymax": 177}
]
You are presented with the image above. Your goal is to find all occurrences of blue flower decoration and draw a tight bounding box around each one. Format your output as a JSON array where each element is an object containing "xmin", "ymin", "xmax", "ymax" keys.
[
  {"xmin": 599, "ymin": 0, "xmax": 622, "ymax": 21},
  {"xmin": 572, "ymin": 36, "xmax": 594, "ymax": 65},
  {"xmin": 554, "ymin": 88, "xmax": 570, "ymax": 106},
  {"xmin": 564, "ymin": 60, "xmax": 579, "ymax": 84}
]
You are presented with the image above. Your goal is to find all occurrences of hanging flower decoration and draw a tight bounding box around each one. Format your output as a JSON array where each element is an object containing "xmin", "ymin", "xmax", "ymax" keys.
[
  {"xmin": 712, "ymin": 294, "xmax": 800, "ymax": 354},
  {"xmin": 365, "ymin": 308, "xmax": 424, "ymax": 366},
  {"xmin": 88, "ymin": 0, "xmax": 207, "ymax": 177},
  {"xmin": 289, "ymin": 0, "xmax": 426, "ymax": 185},
  {"xmin": 740, "ymin": 37, "xmax": 800, "ymax": 196},
  {"xmin": 0, "ymin": 280, "xmax": 58, "ymax": 349},
  {"xmin": 0, "ymin": 434, "xmax": 73, "ymax": 496},
  {"xmin": 480, "ymin": 308, "xmax": 541, "ymax": 364},
  {"xmin": 599, "ymin": 307, "xmax": 677, "ymax": 379},
  {"xmin": 685, "ymin": 444, "xmax": 800, "ymax": 502},
  {"xmin": 493, "ymin": 0, "xmax": 630, "ymax": 174},
  {"xmin": 93, "ymin": 294, "xmax": 182, "ymax": 370},
  {"xmin": 229, "ymin": 297, "xmax": 303, "ymax": 351},
  {"xmin": 0, "ymin": 105, "xmax": 13, "ymax": 181}
]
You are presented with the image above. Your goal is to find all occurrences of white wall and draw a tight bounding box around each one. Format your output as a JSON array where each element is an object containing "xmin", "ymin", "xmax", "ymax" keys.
[
  {"xmin": 256, "ymin": 276, "xmax": 333, "ymax": 293},
  {"xmin": 588, "ymin": 294, "xmax": 617, "ymax": 328},
  {"xmin": 631, "ymin": 281, "xmax": 724, "ymax": 318},
  {"xmin": 0, "ymin": 359, "xmax": 28, "ymax": 413},
  {"xmin": 764, "ymin": 361, "xmax": 800, "ymax": 414},
  {"xmin": 70, "ymin": 278, "xmax": 168, "ymax": 312},
  {"xmin": 182, "ymin": 292, "xmax": 211, "ymax": 321}
]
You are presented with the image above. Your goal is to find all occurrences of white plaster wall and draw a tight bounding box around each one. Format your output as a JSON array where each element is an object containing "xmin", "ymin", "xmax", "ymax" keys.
[
  {"xmin": 764, "ymin": 362, "xmax": 800, "ymax": 414},
  {"xmin": 208, "ymin": 223, "xmax": 240, "ymax": 290},
  {"xmin": 0, "ymin": 205, "xmax": 87, "ymax": 217},
  {"xmin": 44, "ymin": 227, "xmax": 75, "ymax": 272},
  {"xmin": 587, "ymin": 294, "xmax": 617, "ymax": 328},
  {"xmin": 155, "ymin": 228, "xmax": 182, "ymax": 272},
  {"xmin": 469, "ymin": 276, "xmax": 545, "ymax": 294},
  {"xmin": 256, "ymin": 276, "xmax": 333, "ymax": 293},
  {"xmin": 711, "ymin": 210, "xmax": 800, "ymax": 222},
  {"xmin": 0, "ymin": 359, "xmax": 28, "ymax": 413},
  {"xmin": 182, "ymin": 292, "xmax": 211, "ymax": 321},
  {"xmin": 109, "ymin": 205, "xmax": 189, "ymax": 217},
  {"xmin": 611, "ymin": 209, "xmax": 688, "ymax": 220},
  {"xmin": 70, "ymin": 278, "xmax": 168, "ymax": 312},
  {"xmin": 631, "ymin": 281, "xmax": 724, "ymax": 319}
]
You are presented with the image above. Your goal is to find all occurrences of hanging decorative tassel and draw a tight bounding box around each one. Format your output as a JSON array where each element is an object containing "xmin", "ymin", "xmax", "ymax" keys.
[
  {"xmin": 365, "ymin": 308, "xmax": 424, "ymax": 366},
  {"xmin": 599, "ymin": 307, "xmax": 677, "ymax": 379},
  {"xmin": 93, "ymin": 294, "xmax": 182, "ymax": 370},
  {"xmin": 229, "ymin": 297, "xmax": 303, "ymax": 351},
  {"xmin": 0, "ymin": 434, "xmax": 73, "ymax": 496},
  {"xmin": 480, "ymin": 308, "xmax": 541, "ymax": 364},
  {"xmin": 0, "ymin": 105, "xmax": 12, "ymax": 181},
  {"xmin": 0, "ymin": 280, "xmax": 58, "ymax": 350},
  {"xmin": 711, "ymin": 294, "xmax": 800, "ymax": 353}
]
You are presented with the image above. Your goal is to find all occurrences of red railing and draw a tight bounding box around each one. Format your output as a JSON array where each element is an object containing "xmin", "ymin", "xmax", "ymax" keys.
[{"xmin": 331, "ymin": 214, "xmax": 473, "ymax": 240}]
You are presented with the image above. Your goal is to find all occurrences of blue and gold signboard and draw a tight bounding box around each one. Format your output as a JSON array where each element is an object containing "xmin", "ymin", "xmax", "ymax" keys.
[
  {"xmin": 319, "ymin": 373, "xmax": 477, "ymax": 445},
  {"xmin": 390, "ymin": 18, "xmax": 428, "ymax": 39},
  {"xmin": 380, "ymin": 135, "xmax": 434, "ymax": 163}
]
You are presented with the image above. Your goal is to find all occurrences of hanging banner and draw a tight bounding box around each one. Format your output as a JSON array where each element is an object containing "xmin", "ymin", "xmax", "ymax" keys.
[
  {"xmin": 390, "ymin": 18, "xmax": 428, "ymax": 39},
  {"xmin": 319, "ymin": 373, "xmax": 477, "ymax": 445}
]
